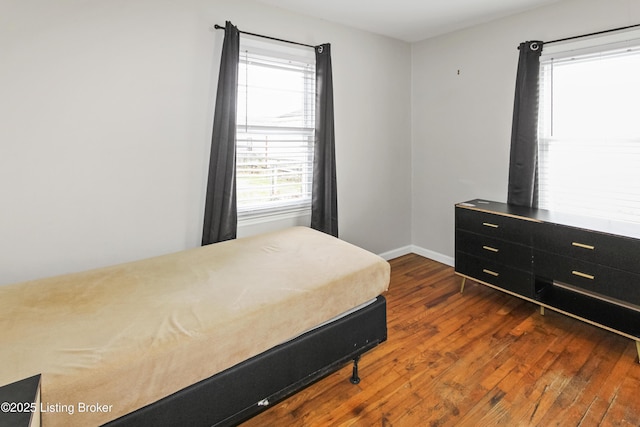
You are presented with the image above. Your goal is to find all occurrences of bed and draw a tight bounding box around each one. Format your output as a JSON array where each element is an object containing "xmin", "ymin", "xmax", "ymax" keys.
[{"xmin": 0, "ymin": 227, "xmax": 390, "ymax": 426}]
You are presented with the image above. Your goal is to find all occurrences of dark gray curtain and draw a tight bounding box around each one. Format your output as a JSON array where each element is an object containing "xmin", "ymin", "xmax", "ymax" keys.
[
  {"xmin": 507, "ymin": 41, "xmax": 542, "ymax": 208},
  {"xmin": 202, "ymin": 21, "xmax": 240, "ymax": 245},
  {"xmin": 311, "ymin": 43, "xmax": 338, "ymax": 237}
]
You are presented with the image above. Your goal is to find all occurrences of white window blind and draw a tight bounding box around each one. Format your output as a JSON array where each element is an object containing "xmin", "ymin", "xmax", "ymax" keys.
[
  {"xmin": 236, "ymin": 36, "xmax": 315, "ymax": 218},
  {"xmin": 538, "ymin": 33, "xmax": 640, "ymax": 223}
]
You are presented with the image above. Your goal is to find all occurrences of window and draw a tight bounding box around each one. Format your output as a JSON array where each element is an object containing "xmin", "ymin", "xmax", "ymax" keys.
[
  {"xmin": 236, "ymin": 36, "xmax": 315, "ymax": 219},
  {"xmin": 538, "ymin": 32, "xmax": 640, "ymax": 223}
]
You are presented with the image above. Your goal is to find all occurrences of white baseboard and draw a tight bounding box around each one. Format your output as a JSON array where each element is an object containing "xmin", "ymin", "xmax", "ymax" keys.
[
  {"xmin": 378, "ymin": 245, "xmax": 414, "ymax": 261},
  {"xmin": 410, "ymin": 245, "xmax": 454, "ymax": 267},
  {"xmin": 378, "ymin": 245, "xmax": 454, "ymax": 267}
]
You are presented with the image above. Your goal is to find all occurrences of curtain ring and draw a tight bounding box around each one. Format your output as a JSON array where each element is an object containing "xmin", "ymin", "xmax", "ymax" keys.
[
  {"xmin": 530, "ymin": 42, "xmax": 540, "ymax": 51},
  {"xmin": 317, "ymin": 45, "xmax": 324, "ymax": 54}
]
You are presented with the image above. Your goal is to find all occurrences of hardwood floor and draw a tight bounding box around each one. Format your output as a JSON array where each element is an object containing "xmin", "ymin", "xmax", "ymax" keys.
[{"xmin": 242, "ymin": 254, "xmax": 640, "ymax": 426}]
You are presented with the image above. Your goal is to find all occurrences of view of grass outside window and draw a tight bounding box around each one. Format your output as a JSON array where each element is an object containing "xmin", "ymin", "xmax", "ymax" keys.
[
  {"xmin": 538, "ymin": 39, "xmax": 640, "ymax": 223},
  {"xmin": 236, "ymin": 39, "xmax": 315, "ymax": 217}
]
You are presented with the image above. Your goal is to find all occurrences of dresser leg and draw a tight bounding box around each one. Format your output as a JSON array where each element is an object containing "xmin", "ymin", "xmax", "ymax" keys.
[
  {"xmin": 460, "ymin": 277, "xmax": 466, "ymax": 294},
  {"xmin": 540, "ymin": 306, "xmax": 545, "ymax": 316},
  {"xmin": 636, "ymin": 341, "xmax": 640, "ymax": 363}
]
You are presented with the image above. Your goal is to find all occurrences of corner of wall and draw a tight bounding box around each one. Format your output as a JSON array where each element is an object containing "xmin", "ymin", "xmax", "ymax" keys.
[{"xmin": 378, "ymin": 245, "xmax": 454, "ymax": 267}]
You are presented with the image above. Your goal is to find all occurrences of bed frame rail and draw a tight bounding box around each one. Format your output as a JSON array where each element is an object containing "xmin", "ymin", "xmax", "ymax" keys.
[{"xmin": 105, "ymin": 295, "xmax": 387, "ymax": 427}]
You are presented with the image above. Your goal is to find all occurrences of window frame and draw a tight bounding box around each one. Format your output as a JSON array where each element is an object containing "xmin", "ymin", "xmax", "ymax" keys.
[
  {"xmin": 537, "ymin": 29, "xmax": 640, "ymax": 224},
  {"xmin": 235, "ymin": 36, "xmax": 316, "ymax": 223}
]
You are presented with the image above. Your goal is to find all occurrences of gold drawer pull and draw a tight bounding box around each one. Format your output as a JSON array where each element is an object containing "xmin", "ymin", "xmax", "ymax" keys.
[
  {"xmin": 482, "ymin": 269, "xmax": 499, "ymax": 277},
  {"xmin": 482, "ymin": 222, "xmax": 499, "ymax": 228},
  {"xmin": 572, "ymin": 242, "xmax": 595, "ymax": 250},
  {"xmin": 572, "ymin": 270, "xmax": 595, "ymax": 280},
  {"xmin": 482, "ymin": 246, "xmax": 499, "ymax": 253}
]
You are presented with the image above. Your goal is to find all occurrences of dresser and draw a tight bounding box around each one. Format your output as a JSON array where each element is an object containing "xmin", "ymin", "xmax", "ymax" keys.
[{"xmin": 455, "ymin": 199, "xmax": 640, "ymax": 361}]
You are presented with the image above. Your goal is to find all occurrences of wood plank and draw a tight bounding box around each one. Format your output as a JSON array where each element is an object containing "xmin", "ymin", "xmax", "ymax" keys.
[{"xmin": 241, "ymin": 254, "xmax": 640, "ymax": 426}]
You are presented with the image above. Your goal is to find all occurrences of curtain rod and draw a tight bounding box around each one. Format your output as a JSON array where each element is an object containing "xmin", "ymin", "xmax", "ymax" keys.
[
  {"xmin": 537, "ymin": 23, "xmax": 640, "ymax": 47},
  {"xmin": 213, "ymin": 24, "xmax": 316, "ymax": 49}
]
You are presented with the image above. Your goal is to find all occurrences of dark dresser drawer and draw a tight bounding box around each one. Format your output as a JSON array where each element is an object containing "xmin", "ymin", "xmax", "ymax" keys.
[
  {"xmin": 535, "ymin": 250, "xmax": 640, "ymax": 306},
  {"xmin": 456, "ymin": 230, "xmax": 532, "ymax": 271},
  {"xmin": 456, "ymin": 252, "xmax": 534, "ymax": 298},
  {"xmin": 456, "ymin": 207, "xmax": 533, "ymax": 243},
  {"xmin": 455, "ymin": 199, "xmax": 640, "ymax": 350},
  {"xmin": 534, "ymin": 222, "xmax": 640, "ymax": 275}
]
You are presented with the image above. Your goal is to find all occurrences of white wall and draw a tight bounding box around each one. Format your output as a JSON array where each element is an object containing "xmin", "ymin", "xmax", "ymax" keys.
[
  {"xmin": 0, "ymin": 0, "xmax": 412, "ymax": 285},
  {"xmin": 411, "ymin": 0, "xmax": 640, "ymax": 264}
]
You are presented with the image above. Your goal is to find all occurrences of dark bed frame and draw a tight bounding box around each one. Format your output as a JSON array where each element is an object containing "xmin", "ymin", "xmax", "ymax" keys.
[{"xmin": 105, "ymin": 295, "xmax": 387, "ymax": 427}]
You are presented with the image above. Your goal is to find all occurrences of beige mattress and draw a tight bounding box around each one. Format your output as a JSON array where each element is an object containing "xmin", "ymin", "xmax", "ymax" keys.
[{"xmin": 0, "ymin": 227, "xmax": 390, "ymax": 426}]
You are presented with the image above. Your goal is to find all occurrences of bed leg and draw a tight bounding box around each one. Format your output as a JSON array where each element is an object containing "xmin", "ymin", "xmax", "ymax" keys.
[{"xmin": 350, "ymin": 355, "xmax": 361, "ymax": 384}]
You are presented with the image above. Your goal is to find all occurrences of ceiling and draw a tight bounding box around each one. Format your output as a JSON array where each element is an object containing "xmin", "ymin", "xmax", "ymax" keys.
[{"xmin": 255, "ymin": 0, "xmax": 563, "ymax": 42}]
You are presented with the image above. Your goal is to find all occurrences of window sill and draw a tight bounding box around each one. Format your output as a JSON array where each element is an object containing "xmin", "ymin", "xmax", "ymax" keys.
[{"xmin": 238, "ymin": 204, "xmax": 311, "ymax": 226}]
